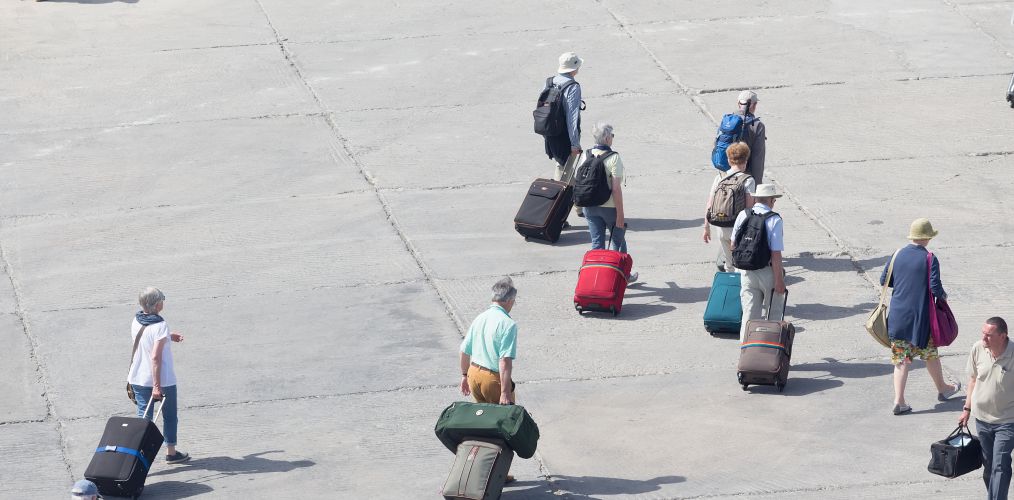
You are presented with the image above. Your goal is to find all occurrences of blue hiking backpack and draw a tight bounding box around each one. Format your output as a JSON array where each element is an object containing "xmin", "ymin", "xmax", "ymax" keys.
[{"xmin": 711, "ymin": 113, "xmax": 755, "ymax": 172}]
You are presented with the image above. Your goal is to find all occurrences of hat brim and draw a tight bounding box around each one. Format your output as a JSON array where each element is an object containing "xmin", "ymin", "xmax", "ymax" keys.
[
  {"xmin": 907, "ymin": 229, "xmax": 939, "ymax": 239},
  {"xmin": 557, "ymin": 58, "xmax": 583, "ymax": 73}
]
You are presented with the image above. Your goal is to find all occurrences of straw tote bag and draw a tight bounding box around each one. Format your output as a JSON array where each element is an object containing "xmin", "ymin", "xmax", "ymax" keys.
[{"xmin": 865, "ymin": 250, "xmax": 899, "ymax": 348}]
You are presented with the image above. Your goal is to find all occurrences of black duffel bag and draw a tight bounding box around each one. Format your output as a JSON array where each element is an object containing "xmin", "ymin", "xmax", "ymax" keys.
[{"xmin": 928, "ymin": 424, "xmax": 983, "ymax": 478}]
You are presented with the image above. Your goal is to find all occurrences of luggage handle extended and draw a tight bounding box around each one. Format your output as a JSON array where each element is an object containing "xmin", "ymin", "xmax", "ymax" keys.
[
  {"xmin": 766, "ymin": 288, "xmax": 788, "ymax": 321},
  {"xmin": 142, "ymin": 393, "xmax": 166, "ymax": 422}
]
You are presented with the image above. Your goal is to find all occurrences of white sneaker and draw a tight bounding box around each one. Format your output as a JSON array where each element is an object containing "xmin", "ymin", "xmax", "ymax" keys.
[{"xmin": 627, "ymin": 271, "xmax": 639, "ymax": 284}]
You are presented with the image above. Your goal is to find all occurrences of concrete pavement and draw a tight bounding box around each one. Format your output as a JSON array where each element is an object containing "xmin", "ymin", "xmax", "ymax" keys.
[{"xmin": 2, "ymin": 0, "xmax": 1013, "ymax": 498}]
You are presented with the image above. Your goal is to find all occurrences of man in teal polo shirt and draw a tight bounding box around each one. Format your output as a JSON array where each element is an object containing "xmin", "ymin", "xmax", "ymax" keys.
[{"xmin": 459, "ymin": 277, "xmax": 518, "ymax": 405}]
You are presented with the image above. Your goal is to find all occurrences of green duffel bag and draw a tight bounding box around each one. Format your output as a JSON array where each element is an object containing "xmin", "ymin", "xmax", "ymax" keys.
[{"xmin": 434, "ymin": 402, "xmax": 540, "ymax": 459}]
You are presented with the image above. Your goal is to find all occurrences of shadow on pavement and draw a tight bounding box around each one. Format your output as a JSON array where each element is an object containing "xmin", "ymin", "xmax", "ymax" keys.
[
  {"xmin": 791, "ymin": 302, "xmax": 877, "ymax": 321},
  {"xmin": 911, "ymin": 397, "xmax": 965, "ymax": 415},
  {"xmin": 505, "ymin": 475, "xmax": 686, "ymax": 498},
  {"xmin": 147, "ymin": 450, "xmax": 315, "ymax": 478},
  {"xmin": 610, "ymin": 303, "xmax": 675, "ymax": 321},
  {"xmin": 793, "ymin": 358, "xmax": 893, "ymax": 378},
  {"xmin": 625, "ymin": 281, "xmax": 711, "ymax": 304},
  {"xmin": 130, "ymin": 481, "xmax": 213, "ymax": 499},
  {"xmin": 625, "ymin": 217, "xmax": 704, "ymax": 232}
]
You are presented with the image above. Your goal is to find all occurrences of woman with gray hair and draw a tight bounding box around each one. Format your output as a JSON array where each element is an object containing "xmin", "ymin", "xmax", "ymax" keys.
[
  {"xmin": 579, "ymin": 121, "xmax": 638, "ymax": 283},
  {"xmin": 127, "ymin": 287, "xmax": 190, "ymax": 464}
]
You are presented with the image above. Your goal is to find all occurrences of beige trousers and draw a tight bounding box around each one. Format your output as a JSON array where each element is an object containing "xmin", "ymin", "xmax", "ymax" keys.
[
  {"xmin": 713, "ymin": 225, "xmax": 737, "ymax": 272},
  {"xmin": 739, "ymin": 266, "xmax": 785, "ymax": 341}
]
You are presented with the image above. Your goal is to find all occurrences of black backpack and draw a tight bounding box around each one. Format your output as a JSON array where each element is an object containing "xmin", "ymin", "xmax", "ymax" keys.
[
  {"xmin": 573, "ymin": 150, "xmax": 616, "ymax": 207},
  {"xmin": 533, "ymin": 77, "xmax": 577, "ymax": 137},
  {"xmin": 732, "ymin": 211, "xmax": 778, "ymax": 270}
]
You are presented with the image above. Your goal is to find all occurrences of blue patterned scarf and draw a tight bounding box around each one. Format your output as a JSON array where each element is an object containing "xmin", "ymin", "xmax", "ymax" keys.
[{"xmin": 135, "ymin": 311, "xmax": 165, "ymax": 326}]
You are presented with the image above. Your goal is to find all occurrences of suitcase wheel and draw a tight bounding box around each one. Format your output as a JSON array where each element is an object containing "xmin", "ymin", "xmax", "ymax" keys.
[
  {"xmin": 610, "ymin": 306, "xmax": 617, "ymax": 317},
  {"xmin": 777, "ymin": 383, "xmax": 785, "ymax": 393},
  {"xmin": 741, "ymin": 384, "xmax": 749, "ymax": 391},
  {"xmin": 575, "ymin": 303, "xmax": 583, "ymax": 314},
  {"xmin": 134, "ymin": 486, "xmax": 144, "ymax": 499}
]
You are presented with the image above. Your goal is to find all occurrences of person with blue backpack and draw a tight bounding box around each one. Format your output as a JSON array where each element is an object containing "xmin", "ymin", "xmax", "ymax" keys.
[{"xmin": 712, "ymin": 90, "xmax": 766, "ymax": 183}]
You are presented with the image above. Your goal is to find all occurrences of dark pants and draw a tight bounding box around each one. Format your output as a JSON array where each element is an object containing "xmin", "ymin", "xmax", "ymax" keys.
[
  {"xmin": 544, "ymin": 133, "xmax": 572, "ymax": 166},
  {"xmin": 978, "ymin": 419, "xmax": 1014, "ymax": 500}
]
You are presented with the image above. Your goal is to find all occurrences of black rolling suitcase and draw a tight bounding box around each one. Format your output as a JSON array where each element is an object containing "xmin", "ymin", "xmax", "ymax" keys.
[
  {"xmin": 514, "ymin": 178, "xmax": 573, "ymax": 243},
  {"xmin": 85, "ymin": 400, "xmax": 164, "ymax": 499}
]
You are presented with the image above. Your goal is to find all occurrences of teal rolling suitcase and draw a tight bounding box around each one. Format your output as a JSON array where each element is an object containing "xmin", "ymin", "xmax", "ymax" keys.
[{"xmin": 704, "ymin": 272, "xmax": 742, "ymax": 335}]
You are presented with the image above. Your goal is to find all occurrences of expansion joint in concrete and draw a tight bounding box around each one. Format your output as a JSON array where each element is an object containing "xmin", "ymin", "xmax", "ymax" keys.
[
  {"xmin": 941, "ymin": 0, "xmax": 1014, "ymax": 60},
  {"xmin": 593, "ymin": 0, "xmax": 716, "ymax": 124},
  {"xmin": 253, "ymin": 0, "xmax": 467, "ymax": 336},
  {"xmin": 0, "ymin": 229, "xmax": 74, "ymax": 481},
  {"xmin": 767, "ymin": 176, "xmax": 878, "ymax": 288}
]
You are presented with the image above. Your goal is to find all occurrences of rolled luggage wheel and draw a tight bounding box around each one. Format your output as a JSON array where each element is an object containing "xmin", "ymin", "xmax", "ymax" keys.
[
  {"xmin": 741, "ymin": 384, "xmax": 749, "ymax": 391},
  {"xmin": 610, "ymin": 306, "xmax": 617, "ymax": 317},
  {"xmin": 574, "ymin": 303, "xmax": 583, "ymax": 314},
  {"xmin": 134, "ymin": 486, "xmax": 144, "ymax": 499},
  {"xmin": 776, "ymin": 382, "xmax": 786, "ymax": 393}
]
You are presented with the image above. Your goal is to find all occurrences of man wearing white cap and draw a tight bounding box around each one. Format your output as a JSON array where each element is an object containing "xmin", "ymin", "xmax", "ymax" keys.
[
  {"xmin": 731, "ymin": 183, "xmax": 785, "ymax": 341},
  {"xmin": 541, "ymin": 52, "xmax": 585, "ymax": 222},
  {"xmin": 734, "ymin": 90, "xmax": 766, "ymax": 183}
]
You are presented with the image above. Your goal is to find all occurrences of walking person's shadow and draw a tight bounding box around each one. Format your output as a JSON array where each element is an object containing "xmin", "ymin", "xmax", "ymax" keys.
[{"xmin": 147, "ymin": 450, "xmax": 315, "ymax": 478}]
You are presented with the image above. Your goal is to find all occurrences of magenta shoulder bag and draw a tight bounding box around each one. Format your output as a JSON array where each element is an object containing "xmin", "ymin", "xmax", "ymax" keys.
[{"xmin": 926, "ymin": 252, "xmax": 958, "ymax": 347}]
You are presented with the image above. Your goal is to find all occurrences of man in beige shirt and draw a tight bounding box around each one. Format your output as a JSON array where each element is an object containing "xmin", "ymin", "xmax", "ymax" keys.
[{"xmin": 959, "ymin": 317, "xmax": 1014, "ymax": 500}]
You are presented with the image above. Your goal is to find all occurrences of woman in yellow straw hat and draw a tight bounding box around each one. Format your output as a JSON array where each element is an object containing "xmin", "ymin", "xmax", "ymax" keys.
[{"xmin": 880, "ymin": 218, "xmax": 961, "ymax": 415}]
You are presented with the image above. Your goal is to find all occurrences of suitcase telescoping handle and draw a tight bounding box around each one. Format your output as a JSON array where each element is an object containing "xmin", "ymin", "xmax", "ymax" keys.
[
  {"xmin": 143, "ymin": 393, "xmax": 166, "ymax": 422},
  {"xmin": 766, "ymin": 288, "xmax": 788, "ymax": 321}
]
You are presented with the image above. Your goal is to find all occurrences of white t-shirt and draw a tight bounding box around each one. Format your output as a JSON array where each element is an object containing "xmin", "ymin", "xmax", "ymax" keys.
[{"xmin": 127, "ymin": 319, "xmax": 177, "ymax": 387}]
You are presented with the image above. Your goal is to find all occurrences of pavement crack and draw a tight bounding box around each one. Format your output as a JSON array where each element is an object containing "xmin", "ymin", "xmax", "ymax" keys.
[
  {"xmin": 0, "ymin": 225, "xmax": 75, "ymax": 481},
  {"xmin": 593, "ymin": 0, "xmax": 715, "ymax": 124},
  {"xmin": 255, "ymin": 0, "xmax": 467, "ymax": 336},
  {"xmin": 940, "ymin": 0, "xmax": 1014, "ymax": 60}
]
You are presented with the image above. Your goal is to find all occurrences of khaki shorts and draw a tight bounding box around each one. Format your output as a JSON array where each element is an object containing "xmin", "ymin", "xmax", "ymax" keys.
[{"xmin": 890, "ymin": 338, "xmax": 939, "ymax": 365}]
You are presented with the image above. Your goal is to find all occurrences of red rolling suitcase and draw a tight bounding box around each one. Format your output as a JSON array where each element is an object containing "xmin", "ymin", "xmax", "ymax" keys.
[{"xmin": 574, "ymin": 248, "xmax": 633, "ymax": 316}]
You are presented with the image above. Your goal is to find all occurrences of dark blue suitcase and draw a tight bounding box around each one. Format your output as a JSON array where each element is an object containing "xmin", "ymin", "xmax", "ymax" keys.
[{"xmin": 704, "ymin": 272, "xmax": 742, "ymax": 335}]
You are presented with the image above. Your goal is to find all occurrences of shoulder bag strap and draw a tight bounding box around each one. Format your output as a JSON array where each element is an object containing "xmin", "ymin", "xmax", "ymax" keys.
[
  {"xmin": 879, "ymin": 249, "xmax": 901, "ymax": 306},
  {"xmin": 129, "ymin": 325, "xmax": 148, "ymax": 373}
]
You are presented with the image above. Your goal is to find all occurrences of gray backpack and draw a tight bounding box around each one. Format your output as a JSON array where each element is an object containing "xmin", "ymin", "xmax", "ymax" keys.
[{"xmin": 707, "ymin": 172, "xmax": 753, "ymax": 227}]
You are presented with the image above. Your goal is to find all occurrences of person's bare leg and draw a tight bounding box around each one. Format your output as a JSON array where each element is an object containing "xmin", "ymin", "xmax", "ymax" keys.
[
  {"xmin": 893, "ymin": 361, "xmax": 911, "ymax": 405},
  {"xmin": 925, "ymin": 357, "xmax": 955, "ymax": 393}
]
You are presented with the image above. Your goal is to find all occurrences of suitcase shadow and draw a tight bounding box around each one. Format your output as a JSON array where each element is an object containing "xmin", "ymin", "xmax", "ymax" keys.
[
  {"xmin": 504, "ymin": 474, "xmax": 685, "ymax": 498},
  {"xmin": 624, "ymin": 281, "xmax": 711, "ymax": 304}
]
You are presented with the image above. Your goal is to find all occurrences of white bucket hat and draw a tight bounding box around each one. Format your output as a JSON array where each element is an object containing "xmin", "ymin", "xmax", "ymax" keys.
[
  {"xmin": 753, "ymin": 184, "xmax": 782, "ymax": 198},
  {"xmin": 557, "ymin": 52, "xmax": 583, "ymax": 73}
]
